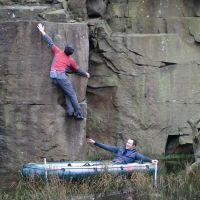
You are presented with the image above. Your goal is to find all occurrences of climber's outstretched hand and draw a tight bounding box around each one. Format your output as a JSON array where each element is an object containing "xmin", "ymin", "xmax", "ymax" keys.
[
  {"xmin": 37, "ymin": 23, "xmax": 45, "ymax": 35},
  {"xmin": 86, "ymin": 72, "xmax": 90, "ymax": 78}
]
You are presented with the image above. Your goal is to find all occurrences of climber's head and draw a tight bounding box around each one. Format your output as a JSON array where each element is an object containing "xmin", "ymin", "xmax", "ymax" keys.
[{"xmin": 64, "ymin": 45, "xmax": 74, "ymax": 55}]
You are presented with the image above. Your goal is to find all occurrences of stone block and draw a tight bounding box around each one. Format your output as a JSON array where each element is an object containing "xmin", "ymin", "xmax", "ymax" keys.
[
  {"xmin": 68, "ymin": 0, "xmax": 87, "ymax": 19},
  {"xmin": 87, "ymin": 23, "xmax": 200, "ymax": 156},
  {"xmin": 0, "ymin": 5, "xmax": 50, "ymax": 21},
  {"xmin": 128, "ymin": 0, "xmax": 195, "ymax": 18},
  {"xmin": 107, "ymin": 17, "xmax": 166, "ymax": 33},
  {"xmin": 39, "ymin": 9, "xmax": 70, "ymax": 22},
  {"xmin": 113, "ymin": 33, "xmax": 200, "ymax": 63},
  {"xmin": 0, "ymin": 21, "xmax": 89, "ymax": 186},
  {"xmin": 87, "ymin": 0, "xmax": 106, "ymax": 18},
  {"xmin": 106, "ymin": 2, "xmax": 128, "ymax": 18}
]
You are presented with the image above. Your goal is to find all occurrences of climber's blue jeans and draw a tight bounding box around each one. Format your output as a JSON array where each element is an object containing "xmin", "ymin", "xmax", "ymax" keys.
[{"xmin": 51, "ymin": 71, "xmax": 81, "ymax": 116}]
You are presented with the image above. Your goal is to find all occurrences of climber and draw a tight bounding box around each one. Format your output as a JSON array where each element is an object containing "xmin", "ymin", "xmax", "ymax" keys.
[
  {"xmin": 37, "ymin": 23, "xmax": 90, "ymax": 120},
  {"xmin": 87, "ymin": 138, "xmax": 158, "ymax": 164}
]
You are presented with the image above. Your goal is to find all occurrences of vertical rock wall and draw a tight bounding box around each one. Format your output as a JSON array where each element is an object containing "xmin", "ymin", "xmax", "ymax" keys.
[
  {"xmin": 0, "ymin": 21, "xmax": 89, "ymax": 185},
  {"xmin": 1, "ymin": 0, "xmax": 200, "ymax": 187},
  {"xmin": 86, "ymin": 0, "xmax": 200, "ymax": 156}
]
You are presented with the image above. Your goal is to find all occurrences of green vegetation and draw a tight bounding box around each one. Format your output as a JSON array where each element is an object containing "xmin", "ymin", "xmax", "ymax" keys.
[
  {"xmin": 86, "ymin": 151, "xmax": 194, "ymax": 161},
  {"xmin": 86, "ymin": 151, "xmax": 113, "ymax": 161},
  {"xmin": 0, "ymin": 154, "xmax": 199, "ymax": 200},
  {"xmin": 160, "ymin": 154, "xmax": 194, "ymax": 161},
  {"xmin": 1, "ymin": 162, "xmax": 200, "ymax": 200}
]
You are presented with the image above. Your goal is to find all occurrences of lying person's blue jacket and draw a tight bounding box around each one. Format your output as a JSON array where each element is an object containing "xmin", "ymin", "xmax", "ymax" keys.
[{"xmin": 94, "ymin": 141, "xmax": 152, "ymax": 164}]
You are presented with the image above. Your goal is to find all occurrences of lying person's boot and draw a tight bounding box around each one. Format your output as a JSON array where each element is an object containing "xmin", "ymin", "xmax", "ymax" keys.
[{"xmin": 74, "ymin": 113, "xmax": 84, "ymax": 120}]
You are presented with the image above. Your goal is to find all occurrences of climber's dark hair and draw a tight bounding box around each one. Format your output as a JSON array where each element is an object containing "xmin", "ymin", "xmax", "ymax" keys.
[{"xmin": 64, "ymin": 45, "xmax": 74, "ymax": 55}]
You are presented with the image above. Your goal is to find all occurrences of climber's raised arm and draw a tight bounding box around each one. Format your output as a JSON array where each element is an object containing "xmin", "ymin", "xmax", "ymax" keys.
[{"xmin": 37, "ymin": 23, "xmax": 60, "ymax": 53}]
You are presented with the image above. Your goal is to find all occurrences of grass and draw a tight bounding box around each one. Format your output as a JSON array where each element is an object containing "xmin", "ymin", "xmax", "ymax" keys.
[
  {"xmin": 86, "ymin": 151, "xmax": 194, "ymax": 162},
  {"xmin": 0, "ymin": 154, "xmax": 199, "ymax": 200},
  {"xmin": 0, "ymin": 173, "xmax": 153, "ymax": 200},
  {"xmin": 86, "ymin": 151, "xmax": 113, "ymax": 161},
  {"xmin": 1, "ymin": 166, "xmax": 200, "ymax": 200},
  {"xmin": 160, "ymin": 154, "xmax": 194, "ymax": 161}
]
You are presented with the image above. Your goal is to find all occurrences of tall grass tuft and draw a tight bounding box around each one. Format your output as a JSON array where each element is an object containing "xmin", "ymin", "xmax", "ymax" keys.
[{"xmin": 1, "ymin": 164, "xmax": 200, "ymax": 199}]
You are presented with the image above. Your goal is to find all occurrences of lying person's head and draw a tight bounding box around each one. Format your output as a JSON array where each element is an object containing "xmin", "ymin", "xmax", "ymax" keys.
[
  {"xmin": 64, "ymin": 45, "xmax": 74, "ymax": 55},
  {"xmin": 125, "ymin": 139, "xmax": 137, "ymax": 150}
]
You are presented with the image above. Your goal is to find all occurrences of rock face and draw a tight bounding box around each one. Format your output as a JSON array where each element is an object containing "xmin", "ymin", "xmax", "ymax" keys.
[
  {"xmin": 187, "ymin": 120, "xmax": 200, "ymax": 162},
  {"xmin": 0, "ymin": 21, "xmax": 89, "ymax": 186},
  {"xmin": 86, "ymin": 0, "xmax": 200, "ymax": 156},
  {"xmin": 87, "ymin": 0, "xmax": 107, "ymax": 18},
  {"xmin": 1, "ymin": 0, "xmax": 200, "ymax": 187},
  {"xmin": 67, "ymin": 0, "xmax": 87, "ymax": 19}
]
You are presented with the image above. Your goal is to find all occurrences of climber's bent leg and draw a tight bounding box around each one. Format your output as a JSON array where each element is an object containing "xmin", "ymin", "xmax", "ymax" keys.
[
  {"xmin": 65, "ymin": 95, "xmax": 74, "ymax": 117},
  {"xmin": 55, "ymin": 72, "xmax": 84, "ymax": 119}
]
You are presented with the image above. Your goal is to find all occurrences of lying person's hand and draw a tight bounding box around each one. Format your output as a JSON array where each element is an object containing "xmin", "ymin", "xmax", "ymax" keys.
[
  {"xmin": 86, "ymin": 138, "xmax": 95, "ymax": 144},
  {"xmin": 151, "ymin": 159, "xmax": 158, "ymax": 164}
]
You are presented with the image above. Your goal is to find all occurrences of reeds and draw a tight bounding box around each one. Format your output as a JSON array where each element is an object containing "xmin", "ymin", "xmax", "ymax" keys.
[
  {"xmin": 1, "ymin": 162, "xmax": 200, "ymax": 200},
  {"xmin": 1, "ymin": 170, "xmax": 200, "ymax": 200}
]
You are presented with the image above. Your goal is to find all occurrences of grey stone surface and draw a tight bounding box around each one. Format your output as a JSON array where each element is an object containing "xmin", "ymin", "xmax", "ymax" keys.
[
  {"xmin": 194, "ymin": 0, "xmax": 200, "ymax": 16},
  {"xmin": 0, "ymin": 6, "xmax": 50, "ymax": 21},
  {"xmin": 0, "ymin": 21, "xmax": 89, "ymax": 186},
  {"xmin": 106, "ymin": 1, "xmax": 196, "ymax": 33},
  {"xmin": 39, "ymin": 9, "xmax": 70, "ymax": 22},
  {"xmin": 87, "ymin": 19, "xmax": 200, "ymax": 156},
  {"xmin": 107, "ymin": 0, "xmax": 192, "ymax": 19},
  {"xmin": 61, "ymin": 0, "xmax": 67, "ymax": 10},
  {"xmin": 122, "ymin": 33, "xmax": 200, "ymax": 63},
  {"xmin": 2, "ymin": 0, "xmax": 200, "ymax": 187},
  {"xmin": 87, "ymin": 0, "xmax": 106, "ymax": 18},
  {"xmin": 187, "ymin": 120, "xmax": 200, "ymax": 162},
  {"xmin": 67, "ymin": 0, "xmax": 87, "ymax": 19},
  {"xmin": 0, "ymin": 0, "xmax": 46, "ymax": 4}
]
